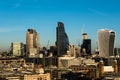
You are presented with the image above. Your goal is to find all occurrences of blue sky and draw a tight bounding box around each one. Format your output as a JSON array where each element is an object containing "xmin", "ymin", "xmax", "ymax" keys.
[{"xmin": 0, "ymin": 0, "xmax": 120, "ymax": 51}]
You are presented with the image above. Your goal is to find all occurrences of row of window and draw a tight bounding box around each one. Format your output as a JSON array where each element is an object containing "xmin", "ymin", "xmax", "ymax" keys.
[
  {"xmin": 71, "ymin": 67, "xmax": 96, "ymax": 71},
  {"xmin": 0, "ymin": 60, "xmax": 24, "ymax": 64}
]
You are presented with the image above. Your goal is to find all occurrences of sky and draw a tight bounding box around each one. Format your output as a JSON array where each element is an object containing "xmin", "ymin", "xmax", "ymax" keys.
[{"xmin": 0, "ymin": 0, "xmax": 120, "ymax": 51}]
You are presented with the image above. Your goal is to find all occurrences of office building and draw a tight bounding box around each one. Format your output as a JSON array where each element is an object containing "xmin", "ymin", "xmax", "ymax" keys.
[
  {"xmin": 81, "ymin": 39, "xmax": 91, "ymax": 55},
  {"xmin": 50, "ymin": 46, "xmax": 57, "ymax": 56},
  {"xmin": 67, "ymin": 45, "xmax": 76, "ymax": 57},
  {"xmin": 69, "ymin": 65, "xmax": 99, "ymax": 79},
  {"xmin": 0, "ymin": 57, "xmax": 25, "ymax": 65},
  {"xmin": 56, "ymin": 22, "xmax": 69, "ymax": 56},
  {"xmin": 26, "ymin": 29, "xmax": 40, "ymax": 56},
  {"xmin": 98, "ymin": 29, "xmax": 115, "ymax": 57},
  {"xmin": 50, "ymin": 68, "xmax": 71, "ymax": 80},
  {"xmin": 114, "ymin": 48, "xmax": 120, "ymax": 56},
  {"xmin": 29, "ymin": 48, "xmax": 37, "ymax": 57},
  {"xmin": 75, "ymin": 46, "xmax": 81, "ymax": 57},
  {"xmin": 81, "ymin": 33, "xmax": 91, "ymax": 55},
  {"xmin": 11, "ymin": 42, "xmax": 24, "ymax": 56},
  {"xmin": 58, "ymin": 56, "xmax": 81, "ymax": 68},
  {"xmin": 24, "ymin": 73, "xmax": 51, "ymax": 80}
]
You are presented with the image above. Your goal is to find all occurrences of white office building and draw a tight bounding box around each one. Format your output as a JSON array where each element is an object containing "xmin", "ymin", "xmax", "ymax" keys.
[
  {"xmin": 11, "ymin": 42, "xmax": 24, "ymax": 56},
  {"xmin": 98, "ymin": 29, "xmax": 115, "ymax": 57}
]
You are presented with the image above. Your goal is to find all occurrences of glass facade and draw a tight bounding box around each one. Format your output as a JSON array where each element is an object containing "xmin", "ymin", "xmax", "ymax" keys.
[{"xmin": 56, "ymin": 22, "xmax": 69, "ymax": 56}]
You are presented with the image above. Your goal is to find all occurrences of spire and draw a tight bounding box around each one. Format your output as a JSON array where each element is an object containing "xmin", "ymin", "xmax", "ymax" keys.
[
  {"xmin": 81, "ymin": 24, "xmax": 87, "ymax": 40},
  {"xmin": 82, "ymin": 24, "xmax": 85, "ymax": 34}
]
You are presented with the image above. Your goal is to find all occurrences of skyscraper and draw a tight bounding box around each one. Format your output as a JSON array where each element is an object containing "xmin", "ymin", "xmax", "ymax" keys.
[
  {"xmin": 81, "ymin": 33, "xmax": 91, "ymax": 55},
  {"xmin": 81, "ymin": 39, "xmax": 91, "ymax": 55},
  {"xmin": 26, "ymin": 29, "xmax": 40, "ymax": 56},
  {"xmin": 56, "ymin": 22, "xmax": 69, "ymax": 56},
  {"xmin": 98, "ymin": 29, "xmax": 115, "ymax": 57}
]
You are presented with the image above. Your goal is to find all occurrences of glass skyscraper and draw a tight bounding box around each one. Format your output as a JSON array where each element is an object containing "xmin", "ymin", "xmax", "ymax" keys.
[
  {"xmin": 56, "ymin": 22, "xmax": 69, "ymax": 56},
  {"xmin": 81, "ymin": 33, "xmax": 91, "ymax": 55}
]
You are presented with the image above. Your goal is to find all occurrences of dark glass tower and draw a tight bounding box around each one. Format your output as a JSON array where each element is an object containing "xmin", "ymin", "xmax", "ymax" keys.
[
  {"xmin": 81, "ymin": 39, "xmax": 91, "ymax": 55},
  {"xmin": 81, "ymin": 33, "xmax": 91, "ymax": 55},
  {"xmin": 56, "ymin": 22, "xmax": 69, "ymax": 56}
]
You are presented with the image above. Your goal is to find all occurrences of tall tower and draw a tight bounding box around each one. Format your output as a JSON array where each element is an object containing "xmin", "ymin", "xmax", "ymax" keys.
[
  {"xmin": 56, "ymin": 22, "xmax": 69, "ymax": 56},
  {"xmin": 81, "ymin": 33, "xmax": 91, "ymax": 55},
  {"xmin": 81, "ymin": 39, "xmax": 91, "ymax": 55},
  {"xmin": 26, "ymin": 29, "xmax": 40, "ymax": 56},
  {"xmin": 98, "ymin": 29, "xmax": 115, "ymax": 57}
]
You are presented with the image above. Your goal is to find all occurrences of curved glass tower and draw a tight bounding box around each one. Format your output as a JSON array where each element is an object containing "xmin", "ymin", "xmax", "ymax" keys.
[
  {"xmin": 98, "ymin": 29, "xmax": 115, "ymax": 57},
  {"xmin": 56, "ymin": 22, "xmax": 69, "ymax": 56}
]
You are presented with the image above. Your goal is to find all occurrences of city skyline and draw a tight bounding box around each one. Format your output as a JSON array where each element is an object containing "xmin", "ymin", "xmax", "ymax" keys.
[{"xmin": 0, "ymin": 0, "xmax": 120, "ymax": 51}]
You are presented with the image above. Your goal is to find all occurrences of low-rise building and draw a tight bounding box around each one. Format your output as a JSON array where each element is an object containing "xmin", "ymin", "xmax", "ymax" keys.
[
  {"xmin": 69, "ymin": 65, "xmax": 99, "ymax": 79},
  {"xmin": 24, "ymin": 73, "xmax": 51, "ymax": 80},
  {"xmin": 58, "ymin": 56, "xmax": 81, "ymax": 68}
]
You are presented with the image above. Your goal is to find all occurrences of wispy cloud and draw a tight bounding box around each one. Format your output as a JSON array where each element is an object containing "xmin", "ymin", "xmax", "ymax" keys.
[
  {"xmin": 0, "ymin": 27, "xmax": 24, "ymax": 33},
  {"xmin": 13, "ymin": 3, "xmax": 21, "ymax": 8},
  {"xmin": 88, "ymin": 8, "xmax": 106, "ymax": 16}
]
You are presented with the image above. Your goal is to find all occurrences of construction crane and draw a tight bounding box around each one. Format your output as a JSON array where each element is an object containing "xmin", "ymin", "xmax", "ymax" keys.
[
  {"xmin": 46, "ymin": 40, "xmax": 50, "ymax": 49},
  {"xmin": 8, "ymin": 46, "xmax": 12, "ymax": 56},
  {"xmin": 43, "ymin": 40, "xmax": 50, "ymax": 56}
]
